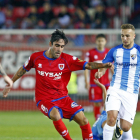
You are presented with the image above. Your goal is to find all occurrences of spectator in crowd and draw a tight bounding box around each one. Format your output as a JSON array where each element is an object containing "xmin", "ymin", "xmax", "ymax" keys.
[
  {"xmin": 57, "ymin": 5, "xmax": 72, "ymax": 29},
  {"xmin": 0, "ymin": 7, "xmax": 6, "ymax": 28},
  {"xmin": 91, "ymin": 4, "xmax": 108, "ymax": 29},
  {"xmin": 50, "ymin": 0, "xmax": 73, "ymax": 6},
  {"xmin": 73, "ymin": 7, "xmax": 91, "ymax": 29},
  {"xmin": 21, "ymin": 5, "xmax": 39, "ymax": 29},
  {"xmin": 38, "ymin": 2, "xmax": 56, "ymax": 29},
  {"xmin": 2, "ymin": 5, "xmax": 15, "ymax": 29},
  {"xmin": 90, "ymin": 0, "xmax": 102, "ymax": 7},
  {"xmin": 22, "ymin": 0, "xmax": 44, "ymax": 8}
]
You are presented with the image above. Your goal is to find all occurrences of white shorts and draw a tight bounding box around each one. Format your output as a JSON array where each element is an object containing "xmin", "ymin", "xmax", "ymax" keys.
[{"xmin": 105, "ymin": 87, "xmax": 138, "ymax": 124}]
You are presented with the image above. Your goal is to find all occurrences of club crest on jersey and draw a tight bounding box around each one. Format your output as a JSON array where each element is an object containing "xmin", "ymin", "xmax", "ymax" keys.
[
  {"xmin": 71, "ymin": 102, "xmax": 79, "ymax": 108},
  {"xmin": 131, "ymin": 54, "xmax": 136, "ymax": 60},
  {"xmin": 58, "ymin": 64, "xmax": 65, "ymax": 70}
]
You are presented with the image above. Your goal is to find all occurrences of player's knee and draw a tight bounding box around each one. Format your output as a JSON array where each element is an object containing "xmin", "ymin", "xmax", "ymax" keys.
[
  {"xmin": 50, "ymin": 108, "xmax": 61, "ymax": 121},
  {"xmin": 121, "ymin": 125, "xmax": 131, "ymax": 132},
  {"xmin": 82, "ymin": 117, "xmax": 88, "ymax": 125},
  {"xmin": 107, "ymin": 112, "xmax": 117, "ymax": 126},
  {"xmin": 94, "ymin": 102, "xmax": 100, "ymax": 106},
  {"xmin": 107, "ymin": 116, "xmax": 116, "ymax": 126}
]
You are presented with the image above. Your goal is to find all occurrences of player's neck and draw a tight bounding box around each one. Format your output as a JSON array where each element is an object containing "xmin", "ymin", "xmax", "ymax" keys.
[
  {"xmin": 123, "ymin": 42, "xmax": 134, "ymax": 49},
  {"xmin": 96, "ymin": 47, "xmax": 104, "ymax": 52},
  {"xmin": 45, "ymin": 49, "xmax": 53, "ymax": 58}
]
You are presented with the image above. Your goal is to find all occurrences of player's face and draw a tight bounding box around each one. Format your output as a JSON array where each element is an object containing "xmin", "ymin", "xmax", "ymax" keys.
[
  {"xmin": 50, "ymin": 39, "xmax": 65, "ymax": 58},
  {"xmin": 121, "ymin": 29, "xmax": 135, "ymax": 48},
  {"xmin": 96, "ymin": 37, "xmax": 106, "ymax": 50}
]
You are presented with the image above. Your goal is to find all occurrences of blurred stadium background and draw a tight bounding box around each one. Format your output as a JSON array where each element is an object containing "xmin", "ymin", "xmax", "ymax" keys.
[{"xmin": 0, "ymin": 0, "xmax": 140, "ymax": 140}]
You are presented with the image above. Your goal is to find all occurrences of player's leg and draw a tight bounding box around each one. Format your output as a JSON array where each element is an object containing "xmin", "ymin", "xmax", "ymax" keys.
[
  {"xmin": 118, "ymin": 90, "xmax": 138, "ymax": 140},
  {"xmin": 103, "ymin": 110, "xmax": 118, "ymax": 140},
  {"xmin": 89, "ymin": 86, "xmax": 103, "ymax": 120},
  {"xmin": 121, "ymin": 127, "xmax": 133, "ymax": 140},
  {"xmin": 37, "ymin": 100, "xmax": 72, "ymax": 140},
  {"xmin": 94, "ymin": 102, "xmax": 101, "ymax": 120},
  {"xmin": 50, "ymin": 107, "xmax": 72, "ymax": 140},
  {"xmin": 103, "ymin": 87, "xmax": 121, "ymax": 140},
  {"xmin": 73, "ymin": 111, "xmax": 93, "ymax": 140}
]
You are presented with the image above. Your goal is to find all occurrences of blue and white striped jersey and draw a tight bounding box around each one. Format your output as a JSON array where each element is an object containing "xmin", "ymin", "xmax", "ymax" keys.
[{"xmin": 102, "ymin": 43, "xmax": 140, "ymax": 94}]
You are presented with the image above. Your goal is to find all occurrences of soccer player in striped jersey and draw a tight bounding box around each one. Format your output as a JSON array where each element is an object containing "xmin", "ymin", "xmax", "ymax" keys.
[
  {"xmin": 92, "ymin": 74, "xmax": 134, "ymax": 140},
  {"xmin": 95, "ymin": 24, "xmax": 139, "ymax": 140},
  {"xmin": 3, "ymin": 29, "xmax": 112, "ymax": 140}
]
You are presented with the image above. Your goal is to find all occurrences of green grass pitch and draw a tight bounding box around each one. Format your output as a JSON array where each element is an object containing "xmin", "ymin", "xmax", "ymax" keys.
[{"xmin": 0, "ymin": 111, "xmax": 140, "ymax": 140}]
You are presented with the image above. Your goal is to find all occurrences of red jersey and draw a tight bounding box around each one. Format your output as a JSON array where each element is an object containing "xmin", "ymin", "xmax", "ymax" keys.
[
  {"xmin": 23, "ymin": 51, "xmax": 87, "ymax": 103},
  {"xmin": 85, "ymin": 48, "xmax": 110, "ymax": 86}
]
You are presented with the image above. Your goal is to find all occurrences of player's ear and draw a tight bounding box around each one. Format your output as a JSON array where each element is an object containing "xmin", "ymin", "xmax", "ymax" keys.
[
  {"xmin": 134, "ymin": 34, "xmax": 136, "ymax": 39},
  {"xmin": 49, "ymin": 41, "xmax": 52, "ymax": 47}
]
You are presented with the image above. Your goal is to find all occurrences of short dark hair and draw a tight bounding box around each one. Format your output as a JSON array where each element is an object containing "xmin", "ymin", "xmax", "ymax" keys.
[
  {"xmin": 50, "ymin": 29, "xmax": 68, "ymax": 45},
  {"xmin": 121, "ymin": 24, "xmax": 135, "ymax": 31},
  {"xmin": 96, "ymin": 34, "xmax": 106, "ymax": 40}
]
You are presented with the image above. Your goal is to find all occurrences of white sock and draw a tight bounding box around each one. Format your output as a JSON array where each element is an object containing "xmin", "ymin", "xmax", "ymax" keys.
[
  {"xmin": 103, "ymin": 123, "xmax": 115, "ymax": 140},
  {"xmin": 122, "ymin": 128, "xmax": 133, "ymax": 140}
]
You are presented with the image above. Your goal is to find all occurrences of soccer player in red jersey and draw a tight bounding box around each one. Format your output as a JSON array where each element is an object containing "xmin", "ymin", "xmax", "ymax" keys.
[
  {"xmin": 3, "ymin": 29, "xmax": 112, "ymax": 140},
  {"xmin": 84, "ymin": 34, "xmax": 111, "ymax": 120}
]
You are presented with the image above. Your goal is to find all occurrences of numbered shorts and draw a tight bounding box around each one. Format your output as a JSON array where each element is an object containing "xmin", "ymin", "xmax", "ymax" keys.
[
  {"xmin": 89, "ymin": 86, "xmax": 109, "ymax": 102},
  {"xmin": 37, "ymin": 96, "xmax": 84, "ymax": 121},
  {"xmin": 105, "ymin": 87, "xmax": 138, "ymax": 124}
]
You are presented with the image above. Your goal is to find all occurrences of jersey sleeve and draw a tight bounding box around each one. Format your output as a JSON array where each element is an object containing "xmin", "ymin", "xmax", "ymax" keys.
[
  {"xmin": 102, "ymin": 48, "xmax": 114, "ymax": 63},
  {"xmin": 69, "ymin": 56, "xmax": 88, "ymax": 71},
  {"xmin": 23, "ymin": 54, "xmax": 34, "ymax": 72}
]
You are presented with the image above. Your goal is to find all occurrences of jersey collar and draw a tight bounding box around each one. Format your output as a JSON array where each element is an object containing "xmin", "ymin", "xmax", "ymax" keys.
[{"xmin": 43, "ymin": 50, "xmax": 57, "ymax": 60}]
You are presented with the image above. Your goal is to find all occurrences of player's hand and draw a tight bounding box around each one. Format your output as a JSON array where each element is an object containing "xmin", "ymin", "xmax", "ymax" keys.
[
  {"xmin": 103, "ymin": 62, "xmax": 112, "ymax": 68},
  {"xmin": 2, "ymin": 75, "xmax": 13, "ymax": 98},
  {"xmin": 95, "ymin": 71, "xmax": 103, "ymax": 79},
  {"xmin": 3, "ymin": 75, "xmax": 13, "ymax": 88},
  {"xmin": 94, "ymin": 79, "xmax": 105, "ymax": 89},
  {"xmin": 3, "ymin": 86, "xmax": 11, "ymax": 98}
]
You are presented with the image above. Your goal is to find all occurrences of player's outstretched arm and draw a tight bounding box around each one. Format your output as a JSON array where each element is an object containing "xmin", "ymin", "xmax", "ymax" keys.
[
  {"xmin": 12, "ymin": 66, "xmax": 26, "ymax": 83},
  {"xmin": 0, "ymin": 64, "xmax": 6, "ymax": 76},
  {"xmin": 94, "ymin": 79, "xmax": 107, "ymax": 110},
  {"xmin": 84, "ymin": 69, "xmax": 90, "ymax": 90},
  {"xmin": 85, "ymin": 62, "xmax": 112, "ymax": 70},
  {"xmin": 3, "ymin": 66, "xmax": 26, "ymax": 98}
]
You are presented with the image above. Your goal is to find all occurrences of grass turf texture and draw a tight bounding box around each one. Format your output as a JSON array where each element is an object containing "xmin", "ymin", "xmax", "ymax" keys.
[{"xmin": 0, "ymin": 111, "xmax": 139, "ymax": 140}]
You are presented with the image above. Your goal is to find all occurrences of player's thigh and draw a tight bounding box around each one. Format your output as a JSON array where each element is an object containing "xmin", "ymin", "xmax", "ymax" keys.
[
  {"xmin": 89, "ymin": 86, "xmax": 103, "ymax": 102},
  {"xmin": 118, "ymin": 90, "xmax": 138, "ymax": 124},
  {"xmin": 105, "ymin": 87, "xmax": 121, "ymax": 112},
  {"xmin": 73, "ymin": 111, "xmax": 88, "ymax": 126},
  {"xmin": 37, "ymin": 100, "xmax": 61, "ymax": 120}
]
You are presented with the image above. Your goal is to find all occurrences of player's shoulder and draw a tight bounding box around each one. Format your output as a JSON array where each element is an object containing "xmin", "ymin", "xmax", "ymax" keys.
[
  {"xmin": 61, "ymin": 52, "xmax": 74, "ymax": 59},
  {"xmin": 85, "ymin": 48, "xmax": 96, "ymax": 56},
  {"xmin": 134, "ymin": 43, "xmax": 140, "ymax": 51}
]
